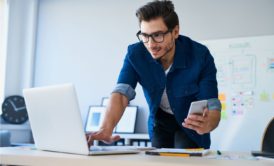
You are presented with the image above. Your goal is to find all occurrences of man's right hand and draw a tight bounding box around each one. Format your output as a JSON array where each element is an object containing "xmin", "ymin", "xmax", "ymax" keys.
[
  {"xmin": 86, "ymin": 93, "xmax": 128, "ymax": 147},
  {"xmin": 86, "ymin": 128, "xmax": 121, "ymax": 147}
]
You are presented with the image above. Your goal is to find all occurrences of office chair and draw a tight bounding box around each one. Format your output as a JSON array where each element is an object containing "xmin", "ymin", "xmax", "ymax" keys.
[
  {"xmin": 261, "ymin": 117, "xmax": 274, "ymax": 153},
  {"xmin": 251, "ymin": 117, "xmax": 274, "ymax": 158}
]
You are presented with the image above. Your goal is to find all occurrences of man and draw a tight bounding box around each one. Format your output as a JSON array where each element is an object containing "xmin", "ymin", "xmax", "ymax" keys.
[{"xmin": 87, "ymin": 0, "xmax": 221, "ymax": 149}]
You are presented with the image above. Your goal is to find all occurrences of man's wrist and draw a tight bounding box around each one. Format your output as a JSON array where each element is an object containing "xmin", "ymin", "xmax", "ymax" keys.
[{"xmin": 207, "ymin": 98, "xmax": 221, "ymax": 112}]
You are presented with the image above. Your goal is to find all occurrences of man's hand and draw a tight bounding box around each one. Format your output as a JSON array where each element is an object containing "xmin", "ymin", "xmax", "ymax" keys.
[
  {"xmin": 86, "ymin": 128, "xmax": 120, "ymax": 147},
  {"xmin": 182, "ymin": 108, "xmax": 220, "ymax": 135}
]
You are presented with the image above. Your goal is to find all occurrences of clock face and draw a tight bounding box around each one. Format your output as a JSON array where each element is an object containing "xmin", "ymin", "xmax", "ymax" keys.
[{"xmin": 1, "ymin": 95, "xmax": 28, "ymax": 124}]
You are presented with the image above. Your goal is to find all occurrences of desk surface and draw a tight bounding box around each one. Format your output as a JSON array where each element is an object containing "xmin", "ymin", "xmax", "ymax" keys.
[{"xmin": 0, "ymin": 147, "xmax": 273, "ymax": 166}]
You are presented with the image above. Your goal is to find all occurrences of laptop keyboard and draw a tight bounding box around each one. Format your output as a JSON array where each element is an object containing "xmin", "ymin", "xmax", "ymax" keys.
[
  {"xmin": 90, "ymin": 146, "xmax": 155, "ymax": 152},
  {"xmin": 90, "ymin": 146, "xmax": 121, "ymax": 151}
]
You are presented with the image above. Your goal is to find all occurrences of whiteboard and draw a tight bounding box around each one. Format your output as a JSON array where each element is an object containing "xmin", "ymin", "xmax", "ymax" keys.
[{"xmin": 200, "ymin": 35, "xmax": 274, "ymax": 151}]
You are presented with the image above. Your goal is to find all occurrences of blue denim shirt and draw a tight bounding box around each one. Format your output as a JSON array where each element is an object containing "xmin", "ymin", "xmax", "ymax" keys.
[{"xmin": 113, "ymin": 35, "xmax": 221, "ymax": 148}]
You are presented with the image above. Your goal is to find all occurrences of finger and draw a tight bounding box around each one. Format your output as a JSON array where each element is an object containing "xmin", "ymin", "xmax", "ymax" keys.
[
  {"xmin": 188, "ymin": 114, "xmax": 205, "ymax": 122},
  {"xmin": 88, "ymin": 132, "xmax": 98, "ymax": 146},
  {"xmin": 87, "ymin": 135, "xmax": 93, "ymax": 147},
  {"xmin": 184, "ymin": 118, "xmax": 204, "ymax": 127},
  {"xmin": 183, "ymin": 122, "xmax": 198, "ymax": 130},
  {"xmin": 87, "ymin": 132, "xmax": 101, "ymax": 147},
  {"xmin": 203, "ymin": 108, "xmax": 209, "ymax": 117},
  {"xmin": 88, "ymin": 135, "xmax": 96, "ymax": 147},
  {"xmin": 186, "ymin": 119, "xmax": 203, "ymax": 128},
  {"xmin": 85, "ymin": 132, "xmax": 92, "ymax": 139}
]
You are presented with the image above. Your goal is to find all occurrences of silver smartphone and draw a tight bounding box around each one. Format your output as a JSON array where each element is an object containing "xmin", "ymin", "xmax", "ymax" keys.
[{"xmin": 188, "ymin": 100, "xmax": 208, "ymax": 116}]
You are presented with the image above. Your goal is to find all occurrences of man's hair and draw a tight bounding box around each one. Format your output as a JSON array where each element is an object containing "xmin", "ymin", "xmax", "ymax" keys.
[{"xmin": 136, "ymin": 0, "xmax": 179, "ymax": 30}]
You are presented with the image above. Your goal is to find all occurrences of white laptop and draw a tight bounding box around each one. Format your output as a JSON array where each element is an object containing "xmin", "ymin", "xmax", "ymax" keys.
[{"xmin": 23, "ymin": 83, "xmax": 140, "ymax": 155}]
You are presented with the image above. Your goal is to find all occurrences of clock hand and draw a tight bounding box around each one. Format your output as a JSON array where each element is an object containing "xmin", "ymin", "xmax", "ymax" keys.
[
  {"xmin": 7, "ymin": 99, "xmax": 17, "ymax": 110},
  {"xmin": 15, "ymin": 106, "xmax": 26, "ymax": 111}
]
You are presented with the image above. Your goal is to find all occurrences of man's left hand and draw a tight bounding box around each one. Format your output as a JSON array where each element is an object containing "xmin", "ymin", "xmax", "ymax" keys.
[{"xmin": 182, "ymin": 108, "xmax": 220, "ymax": 135}]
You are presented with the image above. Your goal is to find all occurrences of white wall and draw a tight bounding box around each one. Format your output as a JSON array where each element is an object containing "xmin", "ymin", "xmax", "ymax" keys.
[
  {"xmin": 33, "ymin": 0, "xmax": 274, "ymax": 135},
  {"xmin": 175, "ymin": 0, "xmax": 274, "ymax": 40}
]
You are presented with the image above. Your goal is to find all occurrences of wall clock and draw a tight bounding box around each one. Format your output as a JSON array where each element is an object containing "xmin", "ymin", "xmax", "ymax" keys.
[{"xmin": 1, "ymin": 95, "xmax": 28, "ymax": 124}]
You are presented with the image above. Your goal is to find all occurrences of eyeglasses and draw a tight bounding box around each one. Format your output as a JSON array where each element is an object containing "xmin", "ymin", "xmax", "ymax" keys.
[{"xmin": 136, "ymin": 30, "xmax": 171, "ymax": 43}]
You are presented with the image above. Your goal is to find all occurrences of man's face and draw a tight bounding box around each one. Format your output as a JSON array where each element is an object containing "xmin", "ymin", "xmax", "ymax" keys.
[{"xmin": 140, "ymin": 17, "xmax": 179, "ymax": 60}]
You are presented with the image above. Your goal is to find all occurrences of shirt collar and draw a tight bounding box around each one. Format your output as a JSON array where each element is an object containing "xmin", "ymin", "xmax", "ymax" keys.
[{"xmin": 172, "ymin": 35, "xmax": 191, "ymax": 69}]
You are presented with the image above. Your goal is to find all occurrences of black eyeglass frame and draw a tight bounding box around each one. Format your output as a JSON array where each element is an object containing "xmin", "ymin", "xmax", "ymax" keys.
[{"xmin": 136, "ymin": 29, "xmax": 172, "ymax": 43}]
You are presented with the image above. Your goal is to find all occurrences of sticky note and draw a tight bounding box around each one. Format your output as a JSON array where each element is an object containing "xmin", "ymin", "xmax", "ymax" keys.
[
  {"xmin": 221, "ymin": 111, "xmax": 227, "ymax": 119},
  {"xmin": 219, "ymin": 93, "xmax": 226, "ymax": 101},
  {"xmin": 260, "ymin": 92, "xmax": 270, "ymax": 102},
  {"xmin": 221, "ymin": 103, "xmax": 226, "ymax": 110}
]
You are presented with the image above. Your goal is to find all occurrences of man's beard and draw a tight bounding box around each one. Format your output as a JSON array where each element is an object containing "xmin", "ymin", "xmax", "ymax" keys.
[{"xmin": 154, "ymin": 40, "xmax": 175, "ymax": 61}]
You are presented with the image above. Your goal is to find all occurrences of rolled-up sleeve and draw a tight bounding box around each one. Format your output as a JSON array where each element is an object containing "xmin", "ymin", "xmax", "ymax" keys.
[
  {"xmin": 113, "ymin": 46, "xmax": 138, "ymax": 101},
  {"xmin": 207, "ymin": 98, "xmax": 221, "ymax": 112},
  {"xmin": 112, "ymin": 83, "xmax": 136, "ymax": 101}
]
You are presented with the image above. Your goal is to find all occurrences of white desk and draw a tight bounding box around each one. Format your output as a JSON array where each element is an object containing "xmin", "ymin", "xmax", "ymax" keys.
[{"xmin": 0, "ymin": 147, "xmax": 273, "ymax": 166}]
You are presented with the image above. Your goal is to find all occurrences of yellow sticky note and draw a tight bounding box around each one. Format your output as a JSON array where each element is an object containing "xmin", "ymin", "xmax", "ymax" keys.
[
  {"xmin": 219, "ymin": 93, "xmax": 226, "ymax": 101},
  {"xmin": 221, "ymin": 103, "xmax": 226, "ymax": 110},
  {"xmin": 260, "ymin": 92, "xmax": 270, "ymax": 102}
]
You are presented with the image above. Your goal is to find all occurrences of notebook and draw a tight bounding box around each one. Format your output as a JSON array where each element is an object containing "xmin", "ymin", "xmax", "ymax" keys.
[
  {"xmin": 23, "ymin": 83, "xmax": 140, "ymax": 155},
  {"xmin": 145, "ymin": 148, "xmax": 209, "ymax": 157}
]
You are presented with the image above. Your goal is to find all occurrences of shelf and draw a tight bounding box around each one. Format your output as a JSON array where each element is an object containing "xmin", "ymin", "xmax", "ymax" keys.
[
  {"xmin": 0, "ymin": 122, "xmax": 31, "ymax": 130},
  {"xmin": 0, "ymin": 119, "xmax": 32, "ymax": 143}
]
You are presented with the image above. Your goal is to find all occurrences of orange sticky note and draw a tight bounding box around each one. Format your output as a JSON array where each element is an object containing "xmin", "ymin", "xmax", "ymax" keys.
[{"xmin": 219, "ymin": 93, "xmax": 226, "ymax": 101}]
